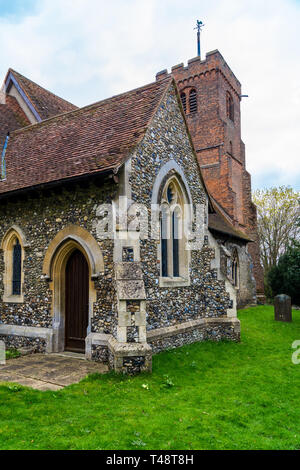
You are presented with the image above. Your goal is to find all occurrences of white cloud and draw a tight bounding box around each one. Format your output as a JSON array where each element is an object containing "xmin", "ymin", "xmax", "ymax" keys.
[{"xmin": 0, "ymin": 0, "xmax": 299, "ymax": 189}]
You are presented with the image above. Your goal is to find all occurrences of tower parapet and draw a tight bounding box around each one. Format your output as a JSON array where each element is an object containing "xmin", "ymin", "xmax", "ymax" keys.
[{"xmin": 157, "ymin": 50, "xmax": 241, "ymax": 97}]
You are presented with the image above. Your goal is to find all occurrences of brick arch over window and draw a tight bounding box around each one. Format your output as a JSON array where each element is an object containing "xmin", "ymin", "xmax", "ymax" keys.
[
  {"xmin": 1, "ymin": 225, "xmax": 29, "ymax": 303},
  {"xmin": 179, "ymin": 88, "xmax": 198, "ymax": 114}
]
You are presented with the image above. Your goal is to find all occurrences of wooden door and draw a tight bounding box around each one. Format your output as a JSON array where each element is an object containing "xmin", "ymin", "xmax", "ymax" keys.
[{"xmin": 65, "ymin": 249, "xmax": 89, "ymax": 353}]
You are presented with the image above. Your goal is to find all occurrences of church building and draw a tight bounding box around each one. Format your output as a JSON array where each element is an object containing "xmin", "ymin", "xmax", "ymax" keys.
[{"xmin": 0, "ymin": 51, "xmax": 262, "ymax": 374}]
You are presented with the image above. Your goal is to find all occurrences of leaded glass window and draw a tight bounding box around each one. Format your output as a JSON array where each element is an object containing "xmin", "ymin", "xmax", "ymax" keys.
[
  {"xmin": 12, "ymin": 239, "xmax": 22, "ymax": 296},
  {"xmin": 160, "ymin": 179, "xmax": 185, "ymax": 279}
]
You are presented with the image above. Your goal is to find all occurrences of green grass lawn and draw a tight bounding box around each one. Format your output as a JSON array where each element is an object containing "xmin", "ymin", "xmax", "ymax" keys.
[{"xmin": 0, "ymin": 306, "xmax": 300, "ymax": 450}]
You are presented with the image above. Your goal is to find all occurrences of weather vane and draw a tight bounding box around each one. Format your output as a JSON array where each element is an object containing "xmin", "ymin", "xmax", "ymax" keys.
[{"xmin": 194, "ymin": 20, "xmax": 205, "ymax": 59}]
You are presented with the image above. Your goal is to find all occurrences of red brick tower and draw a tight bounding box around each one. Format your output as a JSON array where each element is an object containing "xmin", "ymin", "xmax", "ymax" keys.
[{"xmin": 156, "ymin": 50, "xmax": 265, "ymax": 302}]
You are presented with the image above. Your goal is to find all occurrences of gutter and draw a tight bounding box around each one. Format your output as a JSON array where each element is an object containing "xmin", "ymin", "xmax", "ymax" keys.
[{"xmin": 0, "ymin": 168, "xmax": 115, "ymax": 201}]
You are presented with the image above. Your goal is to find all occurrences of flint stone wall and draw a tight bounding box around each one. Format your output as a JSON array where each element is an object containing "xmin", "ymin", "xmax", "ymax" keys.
[
  {"xmin": 0, "ymin": 335, "xmax": 46, "ymax": 353},
  {"xmin": 0, "ymin": 181, "xmax": 118, "ymax": 336},
  {"xmin": 148, "ymin": 318, "xmax": 240, "ymax": 354},
  {"xmin": 217, "ymin": 235, "xmax": 256, "ymax": 308},
  {"xmin": 130, "ymin": 86, "xmax": 233, "ymax": 330}
]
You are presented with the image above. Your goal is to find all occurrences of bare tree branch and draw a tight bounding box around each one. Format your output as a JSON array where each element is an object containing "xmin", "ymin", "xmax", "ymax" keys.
[{"xmin": 253, "ymin": 186, "xmax": 300, "ymax": 272}]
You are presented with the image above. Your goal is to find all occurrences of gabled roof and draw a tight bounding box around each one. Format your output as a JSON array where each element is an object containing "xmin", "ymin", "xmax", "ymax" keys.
[
  {"xmin": 5, "ymin": 69, "xmax": 77, "ymax": 121},
  {"xmin": 209, "ymin": 197, "xmax": 253, "ymax": 242},
  {"xmin": 0, "ymin": 77, "xmax": 172, "ymax": 195}
]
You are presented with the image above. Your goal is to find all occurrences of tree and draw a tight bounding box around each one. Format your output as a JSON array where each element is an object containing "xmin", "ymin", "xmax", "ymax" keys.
[
  {"xmin": 253, "ymin": 186, "xmax": 300, "ymax": 273},
  {"xmin": 267, "ymin": 243, "xmax": 300, "ymax": 305}
]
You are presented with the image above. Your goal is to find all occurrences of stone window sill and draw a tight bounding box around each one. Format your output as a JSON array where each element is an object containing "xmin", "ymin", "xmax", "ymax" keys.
[
  {"xmin": 3, "ymin": 294, "xmax": 24, "ymax": 304},
  {"xmin": 159, "ymin": 276, "xmax": 190, "ymax": 288}
]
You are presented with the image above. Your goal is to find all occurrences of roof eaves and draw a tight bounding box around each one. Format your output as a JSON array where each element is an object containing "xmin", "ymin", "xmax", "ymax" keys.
[
  {"xmin": 0, "ymin": 167, "xmax": 115, "ymax": 200},
  {"xmin": 208, "ymin": 224, "xmax": 253, "ymax": 243},
  {"xmin": 208, "ymin": 196, "xmax": 253, "ymax": 242}
]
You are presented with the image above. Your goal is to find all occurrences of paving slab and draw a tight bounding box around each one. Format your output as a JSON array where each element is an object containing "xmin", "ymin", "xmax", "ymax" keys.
[{"xmin": 0, "ymin": 354, "xmax": 108, "ymax": 391}]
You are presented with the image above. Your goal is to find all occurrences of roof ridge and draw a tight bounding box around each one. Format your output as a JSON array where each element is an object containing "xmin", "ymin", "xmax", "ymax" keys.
[{"xmin": 11, "ymin": 76, "xmax": 173, "ymax": 137}]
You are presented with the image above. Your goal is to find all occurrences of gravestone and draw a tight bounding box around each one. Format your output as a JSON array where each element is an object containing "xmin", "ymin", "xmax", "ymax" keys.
[{"xmin": 274, "ymin": 294, "xmax": 292, "ymax": 322}]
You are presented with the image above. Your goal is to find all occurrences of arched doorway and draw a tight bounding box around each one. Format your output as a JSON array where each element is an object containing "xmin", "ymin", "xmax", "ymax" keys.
[
  {"xmin": 65, "ymin": 249, "xmax": 89, "ymax": 353},
  {"xmin": 42, "ymin": 226, "xmax": 104, "ymax": 355}
]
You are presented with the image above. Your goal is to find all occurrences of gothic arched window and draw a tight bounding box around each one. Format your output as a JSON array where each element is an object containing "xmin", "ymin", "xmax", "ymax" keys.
[
  {"xmin": 189, "ymin": 89, "xmax": 198, "ymax": 113},
  {"xmin": 180, "ymin": 92, "xmax": 187, "ymax": 113},
  {"xmin": 161, "ymin": 204, "xmax": 170, "ymax": 278},
  {"xmin": 160, "ymin": 178, "xmax": 186, "ymax": 279},
  {"xmin": 12, "ymin": 238, "xmax": 22, "ymax": 295},
  {"xmin": 1, "ymin": 227, "xmax": 26, "ymax": 303},
  {"xmin": 226, "ymin": 92, "xmax": 234, "ymax": 122},
  {"xmin": 231, "ymin": 250, "xmax": 239, "ymax": 287}
]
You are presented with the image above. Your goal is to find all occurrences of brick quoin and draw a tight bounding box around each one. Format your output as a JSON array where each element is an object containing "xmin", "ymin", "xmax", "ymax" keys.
[{"xmin": 157, "ymin": 50, "xmax": 265, "ymax": 301}]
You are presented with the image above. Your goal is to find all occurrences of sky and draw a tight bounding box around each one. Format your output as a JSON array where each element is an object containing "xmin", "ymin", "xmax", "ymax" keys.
[{"xmin": 0, "ymin": 0, "xmax": 299, "ymax": 191}]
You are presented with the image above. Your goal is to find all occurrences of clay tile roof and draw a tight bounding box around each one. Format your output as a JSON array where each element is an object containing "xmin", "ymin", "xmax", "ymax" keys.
[
  {"xmin": 0, "ymin": 97, "xmax": 29, "ymax": 147},
  {"xmin": 8, "ymin": 69, "xmax": 77, "ymax": 120},
  {"xmin": 209, "ymin": 198, "xmax": 253, "ymax": 242},
  {"xmin": 0, "ymin": 106, "xmax": 19, "ymax": 145},
  {"xmin": 0, "ymin": 77, "xmax": 172, "ymax": 196}
]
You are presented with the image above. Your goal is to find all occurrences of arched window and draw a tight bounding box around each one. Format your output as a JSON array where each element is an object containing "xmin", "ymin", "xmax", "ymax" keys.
[
  {"xmin": 12, "ymin": 238, "xmax": 22, "ymax": 295},
  {"xmin": 189, "ymin": 89, "xmax": 198, "ymax": 113},
  {"xmin": 1, "ymin": 226, "xmax": 26, "ymax": 303},
  {"xmin": 161, "ymin": 204, "xmax": 170, "ymax": 278},
  {"xmin": 180, "ymin": 92, "xmax": 187, "ymax": 113},
  {"xmin": 152, "ymin": 162, "xmax": 192, "ymax": 288},
  {"xmin": 226, "ymin": 92, "xmax": 234, "ymax": 122},
  {"xmin": 231, "ymin": 250, "xmax": 239, "ymax": 287},
  {"xmin": 172, "ymin": 207, "xmax": 180, "ymax": 277},
  {"xmin": 160, "ymin": 178, "xmax": 186, "ymax": 279}
]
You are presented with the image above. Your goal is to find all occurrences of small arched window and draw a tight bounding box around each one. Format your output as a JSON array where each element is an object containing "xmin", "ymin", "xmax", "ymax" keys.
[
  {"xmin": 231, "ymin": 250, "xmax": 239, "ymax": 287},
  {"xmin": 189, "ymin": 89, "xmax": 198, "ymax": 113},
  {"xmin": 226, "ymin": 92, "xmax": 234, "ymax": 122},
  {"xmin": 180, "ymin": 92, "xmax": 187, "ymax": 113},
  {"xmin": 1, "ymin": 226, "xmax": 26, "ymax": 303},
  {"xmin": 12, "ymin": 238, "xmax": 22, "ymax": 295}
]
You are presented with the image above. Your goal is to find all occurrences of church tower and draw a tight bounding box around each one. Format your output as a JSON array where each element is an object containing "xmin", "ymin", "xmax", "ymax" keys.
[{"xmin": 156, "ymin": 50, "xmax": 265, "ymax": 303}]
